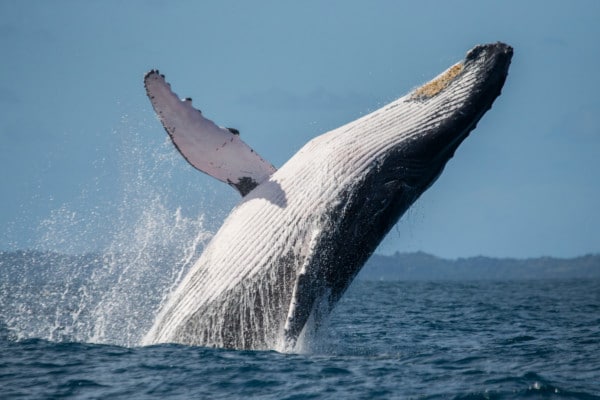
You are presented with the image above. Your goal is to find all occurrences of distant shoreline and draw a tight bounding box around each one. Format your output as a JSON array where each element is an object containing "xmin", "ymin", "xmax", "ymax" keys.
[
  {"xmin": 1, "ymin": 250, "xmax": 599, "ymax": 281},
  {"xmin": 360, "ymin": 251, "xmax": 600, "ymax": 281}
]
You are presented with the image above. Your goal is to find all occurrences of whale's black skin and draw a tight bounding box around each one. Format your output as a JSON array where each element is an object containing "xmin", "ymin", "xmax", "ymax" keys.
[{"xmin": 143, "ymin": 43, "xmax": 513, "ymax": 350}]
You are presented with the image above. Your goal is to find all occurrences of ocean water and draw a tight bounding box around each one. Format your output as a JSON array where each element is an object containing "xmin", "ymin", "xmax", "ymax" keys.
[{"xmin": 2, "ymin": 278, "xmax": 599, "ymax": 399}]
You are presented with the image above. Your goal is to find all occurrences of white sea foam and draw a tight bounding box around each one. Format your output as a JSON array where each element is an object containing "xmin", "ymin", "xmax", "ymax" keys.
[{"xmin": 0, "ymin": 117, "xmax": 213, "ymax": 347}]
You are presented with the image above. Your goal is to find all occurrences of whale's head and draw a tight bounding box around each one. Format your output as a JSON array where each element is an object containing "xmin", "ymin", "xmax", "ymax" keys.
[
  {"xmin": 347, "ymin": 42, "xmax": 512, "ymax": 233},
  {"xmin": 399, "ymin": 42, "xmax": 513, "ymax": 180}
]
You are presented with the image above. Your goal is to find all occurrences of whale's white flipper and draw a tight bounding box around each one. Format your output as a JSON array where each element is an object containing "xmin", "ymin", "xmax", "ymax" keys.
[{"xmin": 144, "ymin": 70, "xmax": 276, "ymax": 196}]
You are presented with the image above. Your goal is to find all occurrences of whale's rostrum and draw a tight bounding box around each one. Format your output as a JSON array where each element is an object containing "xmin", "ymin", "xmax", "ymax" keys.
[{"xmin": 142, "ymin": 43, "xmax": 513, "ymax": 351}]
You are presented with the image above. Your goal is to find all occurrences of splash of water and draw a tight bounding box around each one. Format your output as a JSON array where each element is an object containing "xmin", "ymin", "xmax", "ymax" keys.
[{"xmin": 0, "ymin": 116, "xmax": 214, "ymax": 347}]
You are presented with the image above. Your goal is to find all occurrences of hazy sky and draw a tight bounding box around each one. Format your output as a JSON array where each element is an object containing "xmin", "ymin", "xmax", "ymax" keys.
[{"xmin": 1, "ymin": 1, "xmax": 599, "ymax": 258}]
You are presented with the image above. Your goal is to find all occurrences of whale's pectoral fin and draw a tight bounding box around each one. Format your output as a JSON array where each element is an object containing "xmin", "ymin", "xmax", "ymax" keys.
[{"xmin": 144, "ymin": 70, "xmax": 277, "ymax": 196}]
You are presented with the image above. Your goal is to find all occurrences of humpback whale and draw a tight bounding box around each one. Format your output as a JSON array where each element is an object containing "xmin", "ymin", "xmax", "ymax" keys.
[{"xmin": 142, "ymin": 42, "xmax": 513, "ymax": 351}]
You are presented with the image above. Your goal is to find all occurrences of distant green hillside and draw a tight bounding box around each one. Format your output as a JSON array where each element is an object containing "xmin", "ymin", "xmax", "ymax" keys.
[{"xmin": 360, "ymin": 252, "xmax": 600, "ymax": 281}]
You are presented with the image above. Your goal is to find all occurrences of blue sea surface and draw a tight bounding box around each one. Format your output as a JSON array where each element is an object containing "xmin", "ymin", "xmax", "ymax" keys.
[{"xmin": 1, "ymin": 279, "xmax": 599, "ymax": 399}]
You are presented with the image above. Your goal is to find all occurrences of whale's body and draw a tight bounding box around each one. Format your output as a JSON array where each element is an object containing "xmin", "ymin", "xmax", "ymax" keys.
[{"xmin": 142, "ymin": 43, "xmax": 512, "ymax": 350}]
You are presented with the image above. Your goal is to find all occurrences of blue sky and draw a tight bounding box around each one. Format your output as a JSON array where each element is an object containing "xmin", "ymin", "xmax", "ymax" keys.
[{"xmin": 1, "ymin": 1, "xmax": 599, "ymax": 258}]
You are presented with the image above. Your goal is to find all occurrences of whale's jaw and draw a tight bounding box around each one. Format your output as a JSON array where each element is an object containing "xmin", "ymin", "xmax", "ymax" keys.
[{"xmin": 142, "ymin": 43, "xmax": 512, "ymax": 350}]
